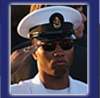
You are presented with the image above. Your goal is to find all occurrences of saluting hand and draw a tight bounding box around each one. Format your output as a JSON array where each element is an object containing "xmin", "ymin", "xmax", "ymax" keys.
[{"xmin": 11, "ymin": 42, "xmax": 41, "ymax": 75}]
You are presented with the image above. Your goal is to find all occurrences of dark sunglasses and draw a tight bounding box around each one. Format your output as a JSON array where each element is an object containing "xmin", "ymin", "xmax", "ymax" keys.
[{"xmin": 41, "ymin": 40, "xmax": 74, "ymax": 51}]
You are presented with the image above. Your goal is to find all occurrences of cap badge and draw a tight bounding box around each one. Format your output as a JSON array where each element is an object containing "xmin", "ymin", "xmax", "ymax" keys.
[{"xmin": 53, "ymin": 17, "xmax": 61, "ymax": 29}]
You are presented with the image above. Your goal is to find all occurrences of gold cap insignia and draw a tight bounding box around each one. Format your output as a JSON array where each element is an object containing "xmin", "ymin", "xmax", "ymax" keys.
[
  {"xmin": 53, "ymin": 17, "xmax": 61, "ymax": 29},
  {"xmin": 50, "ymin": 13, "xmax": 64, "ymax": 29}
]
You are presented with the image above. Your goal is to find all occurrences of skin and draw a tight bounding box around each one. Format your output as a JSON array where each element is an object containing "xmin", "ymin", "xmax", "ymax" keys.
[
  {"xmin": 32, "ymin": 40, "xmax": 74, "ymax": 89},
  {"xmin": 75, "ymin": 6, "xmax": 87, "ymax": 38},
  {"xmin": 11, "ymin": 42, "xmax": 41, "ymax": 75}
]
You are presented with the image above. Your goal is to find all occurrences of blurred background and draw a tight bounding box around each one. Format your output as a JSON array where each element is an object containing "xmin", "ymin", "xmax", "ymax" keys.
[{"xmin": 11, "ymin": 5, "xmax": 30, "ymax": 51}]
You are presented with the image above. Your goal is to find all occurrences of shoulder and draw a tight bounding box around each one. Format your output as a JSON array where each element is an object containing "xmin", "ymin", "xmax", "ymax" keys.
[
  {"xmin": 10, "ymin": 74, "xmax": 43, "ymax": 95},
  {"xmin": 10, "ymin": 79, "xmax": 33, "ymax": 95},
  {"xmin": 71, "ymin": 77, "xmax": 87, "ymax": 87},
  {"xmin": 69, "ymin": 76, "xmax": 88, "ymax": 94}
]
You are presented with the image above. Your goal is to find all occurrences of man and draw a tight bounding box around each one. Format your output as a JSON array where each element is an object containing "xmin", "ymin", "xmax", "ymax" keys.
[
  {"xmin": 11, "ymin": 4, "xmax": 87, "ymax": 84},
  {"xmin": 11, "ymin": 6, "xmax": 87, "ymax": 94}
]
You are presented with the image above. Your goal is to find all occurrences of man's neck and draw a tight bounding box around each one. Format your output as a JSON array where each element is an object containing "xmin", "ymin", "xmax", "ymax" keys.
[{"xmin": 39, "ymin": 72, "xmax": 69, "ymax": 90}]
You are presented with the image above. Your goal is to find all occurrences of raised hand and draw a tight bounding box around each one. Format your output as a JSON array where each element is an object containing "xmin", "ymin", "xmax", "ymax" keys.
[{"xmin": 11, "ymin": 42, "xmax": 41, "ymax": 75}]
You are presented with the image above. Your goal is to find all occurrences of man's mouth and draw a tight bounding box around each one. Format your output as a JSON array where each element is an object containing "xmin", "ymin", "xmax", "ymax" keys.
[{"xmin": 54, "ymin": 60, "xmax": 66, "ymax": 66}]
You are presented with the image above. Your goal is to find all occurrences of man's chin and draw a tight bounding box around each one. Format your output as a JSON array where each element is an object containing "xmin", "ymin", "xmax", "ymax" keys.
[{"xmin": 53, "ymin": 69, "xmax": 68, "ymax": 77}]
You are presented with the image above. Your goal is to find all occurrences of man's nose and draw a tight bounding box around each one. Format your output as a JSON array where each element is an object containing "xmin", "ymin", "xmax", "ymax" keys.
[{"xmin": 54, "ymin": 45, "xmax": 64, "ymax": 57}]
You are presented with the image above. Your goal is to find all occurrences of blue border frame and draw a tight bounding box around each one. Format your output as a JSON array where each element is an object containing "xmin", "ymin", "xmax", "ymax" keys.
[{"xmin": 1, "ymin": 0, "xmax": 99, "ymax": 98}]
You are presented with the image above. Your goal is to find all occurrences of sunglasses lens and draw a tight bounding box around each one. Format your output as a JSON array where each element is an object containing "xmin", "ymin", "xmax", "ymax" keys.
[
  {"xmin": 60, "ymin": 41, "xmax": 73, "ymax": 50},
  {"xmin": 42, "ymin": 40, "xmax": 74, "ymax": 51},
  {"xmin": 42, "ymin": 43, "xmax": 56, "ymax": 51}
]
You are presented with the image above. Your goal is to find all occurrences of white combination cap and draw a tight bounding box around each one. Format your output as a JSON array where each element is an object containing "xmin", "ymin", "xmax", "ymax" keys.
[{"xmin": 17, "ymin": 6, "xmax": 82, "ymax": 41}]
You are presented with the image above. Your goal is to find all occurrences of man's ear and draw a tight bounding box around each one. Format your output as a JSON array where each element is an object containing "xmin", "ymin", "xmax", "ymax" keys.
[{"xmin": 32, "ymin": 52, "xmax": 38, "ymax": 60}]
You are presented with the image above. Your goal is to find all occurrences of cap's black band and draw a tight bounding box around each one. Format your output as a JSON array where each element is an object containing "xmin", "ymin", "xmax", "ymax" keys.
[
  {"xmin": 29, "ymin": 22, "xmax": 76, "ymax": 41},
  {"xmin": 29, "ymin": 22, "xmax": 73, "ymax": 32},
  {"xmin": 29, "ymin": 30, "xmax": 75, "ymax": 38}
]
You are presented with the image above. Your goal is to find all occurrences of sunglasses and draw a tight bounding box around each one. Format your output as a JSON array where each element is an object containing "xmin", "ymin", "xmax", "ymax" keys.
[{"xmin": 41, "ymin": 40, "xmax": 74, "ymax": 51}]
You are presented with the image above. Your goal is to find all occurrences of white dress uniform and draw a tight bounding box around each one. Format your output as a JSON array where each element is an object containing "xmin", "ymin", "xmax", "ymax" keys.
[{"xmin": 10, "ymin": 73, "xmax": 88, "ymax": 95}]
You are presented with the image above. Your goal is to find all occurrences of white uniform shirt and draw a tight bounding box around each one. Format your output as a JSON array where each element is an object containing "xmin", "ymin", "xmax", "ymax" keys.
[{"xmin": 10, "ymin": 73, "xmax": 88, "ymax": 95}]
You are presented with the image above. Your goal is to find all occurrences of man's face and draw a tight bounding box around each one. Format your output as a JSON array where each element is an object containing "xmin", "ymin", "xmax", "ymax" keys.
[
  {"xmin": 75, "ymin": 6, "xmax": 87, "ymax": 38},
  {"xmin": 33, "ymin": 40, "xmax": 74, "ymax": 77}
]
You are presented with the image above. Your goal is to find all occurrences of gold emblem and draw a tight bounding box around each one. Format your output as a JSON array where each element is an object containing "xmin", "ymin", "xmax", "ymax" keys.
[{"xmin": 53, "ymin": 17, "xmax": 61, "ymax": 29}]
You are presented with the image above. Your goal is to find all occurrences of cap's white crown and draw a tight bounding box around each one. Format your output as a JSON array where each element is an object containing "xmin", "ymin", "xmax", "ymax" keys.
[{"xmin": 17, "ymin": 6, "xmax": 82, "ymax": 39}]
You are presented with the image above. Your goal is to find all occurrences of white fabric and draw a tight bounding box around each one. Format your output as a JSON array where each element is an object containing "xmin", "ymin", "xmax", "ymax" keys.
[
  {"xmin": 46, "ymin": 87, "xmax": 69, "ymax": 94},
  {"xmin": 10, "ymin": 73, "xmax": 88, "ymax": 95},
  {"xmin": 17, "ymin": 6, "xmax": 82, "ymax": 39}
]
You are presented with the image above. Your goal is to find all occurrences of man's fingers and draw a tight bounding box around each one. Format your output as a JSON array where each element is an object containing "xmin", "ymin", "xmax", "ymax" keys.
[{"xmin": 26, "ymin": 42, "xmax": 41, "ymax": 54}]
